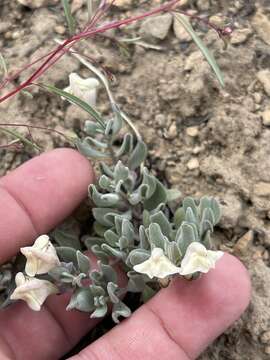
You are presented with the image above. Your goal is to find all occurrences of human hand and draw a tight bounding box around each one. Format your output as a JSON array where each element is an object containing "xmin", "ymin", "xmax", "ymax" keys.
[{"xmin": 0, "ymin": 149, "xmax": 251, "ymax": 360}]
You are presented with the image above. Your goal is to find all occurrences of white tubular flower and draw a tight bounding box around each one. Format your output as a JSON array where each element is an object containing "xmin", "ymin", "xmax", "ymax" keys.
[
  {"xmin": 179, "ymin": 242, "xmax": 224, "ymax": 276},
  {"xmin": 133, "ymin": 248, "xmax": 181, "ymax": 279},
  {"xmin": 21, "ymin": 235, "xmax": 60, "ymax": 277},
  {"xmin": 64, "ymin": 73, "xmax": 100, "ymax": 106},
  {"xmin": 10, "ymin": 272, "xmax": 58, "ymax": 311}
]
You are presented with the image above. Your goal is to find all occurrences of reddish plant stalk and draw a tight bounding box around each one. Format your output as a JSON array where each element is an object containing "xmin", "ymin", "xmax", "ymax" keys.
[{"xmin": 0, "ymin": 0, "xmax": 179, "ymax": 104}]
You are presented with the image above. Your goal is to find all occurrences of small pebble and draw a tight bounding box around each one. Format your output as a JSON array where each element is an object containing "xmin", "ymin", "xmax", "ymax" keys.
[{"xmin": 187, "ymin": 158, "xmax": 199, "ymax": 170}]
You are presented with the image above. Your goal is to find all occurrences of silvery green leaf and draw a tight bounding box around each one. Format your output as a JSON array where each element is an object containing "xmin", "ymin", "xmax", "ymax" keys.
[
  {"xmin": 129, "ymin": 182, "xmax": 151, "ymax": 205},
  {"xmin": 142, "ymin": 168, "xmax": 157, "ymax": 198},
  {"xmin": 91, "ymin": 245, "xmax": 109, "ymax": 262},
  {"xmin": 201, "ymin": 207, "xmax": 215, "ymax": 226},
  {"xmin": 101, "ymin": 244, "xmax": 125, "ymax": 259},
  {"xmin": 122, "ymin": 219, "xmax": 134, "ymax": 241},
  {"xmin": 56, "ymin": 247, "xmax": 78, "ymax": 266},
  {"xmin": 210, "ymin": 198, "xmax": 221, "ymax": 224},
  {"xmin": 183, "ymin": 197, "xmax": 198, "ymax": 221},
  {"xmin": 94, "ymin": 222, "xmax": 108, "ymax": 237},
  {"xmin": 83, "ymin": 236, "xmax": 103, "ymax": 249},
  {"xmin": 126, "ymin": 248, "xmax": 150, "ymax": 267},
  {"xmin": 165, "ymin": 241, "xmax": 182, "ymax": 265},
  {"xmin": 139, "ymin": 225, "xmax": 150, "ymax": 250},
  {"xmin": 143, "ymin": 210, "xmax": 150, "ymax": 228},
  {"xmin": 116, "ymin": 133, "xmax": 134, "ymax": 157},
  {"xmin": 84, "ymin": 120, "xmax": 104, "ymax": 135},
  {"xmin": 67, "ymin": 288, "xmax": 95, "ymax": 312},
  {"xmin": 99, "ymin": 175, "xmax": 113, "ymax": 190},
  {"xmin": 148, "ymin": 223, "xmax": 169, "ymax": 250},
  {"xmin": 90, "ymin": 185, "xmax": 121, "ymax": 207},
  {"xmin": 100, "ymin": 262, "xmax": 118, "ymax": 284},
  {"xmin": 174, "ymin": 207, "xmax": 185, "ymax": 229},
  {"xmin": 100, "ymin": 162, "xmax": 114, "ymax": 177},
  {"xmin": 90, "ymin": 285, "xmax": 105, "ymax": 297},
  {"xmin": 76, "ymin": 251, "xmax": 90, "ymax": 274},
  {"xmin": 143, "ymin": 180, "xmax": 167, "ymax": 211},
  {"xmin": 128, "ymin": 140, "xmax": 147, "ymax": 170},
  {"xmin": 200, "ymin": 219, "xmax": 214, "ymax": 237},
  {"xmin": 91, "ymin": 304, "xmax": 108, "ymax": 318},
  {"xmin": 85, "ymin": 136, "xmax": 108, "ymax": 149},
  {"xmin": 52, "ymin": 218, "xmax": 81, "ymax": 250},
  {"xmin": 202, "ymin": 230, "xmax": 212, "ymax": 249},
  {"xmin": 104, "ymin": 229, "xmax": 119, "ymax": 247},
  {"xmin": 48, "ymin": 266, "xmax": 71, "ymax": 281},
  {"xmin": 114, "ymin": 179, "xmax": 124, "ymax": 193},
  {"xmin": 166, "ymin": 188, "xmax": 182, "ymax": 202},
  {"xmin": 115, "ymin": 216, "xmax": 123, "ymax": 235},
  {"xmin": 150, "ymin": 211, "xmax": 171, "ymax": 238},
  {"xmin": 105, "ymin": 118, "xmax": 114, "ymax": 136},
  {"xmin": 114, "ymin": 161, "xmax": 129, "ymax": 183},
  {"xmin": 185, "ymin": 207, "xmax": 198, "ymax": 225},
  {"xmin": 76, "ymin": 139, "xmax": 110, "ymax": 159},
  {"xmin": 176, "ymin": 223, "xmax": 196, "ymax": 254},
  {"xmin": 111, "ymin": 103, "xmax": 123, "ymax": 135},
  {"xmin": 118, "ymin": 236, "xmax": 130, "ymax": 250},
  {"xmin": 112, "ymin": 301, "xmax": 131, "ymax": 323},
  {"xmin": 90, "ymin": 270, "xmax": 105, "ymax": 286},
  {"xmin": 93, "ymin": 208, "xmax": 120, "ymax": 227},
  {"xmin": 107, "ymin": 282, "xmax": 119, "ymax": 304}
]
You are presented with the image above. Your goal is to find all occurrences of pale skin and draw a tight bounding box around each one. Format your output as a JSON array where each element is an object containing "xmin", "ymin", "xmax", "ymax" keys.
[{"xmin": 0, "ymin": 149, "xmax": 251, "ymax": 360}]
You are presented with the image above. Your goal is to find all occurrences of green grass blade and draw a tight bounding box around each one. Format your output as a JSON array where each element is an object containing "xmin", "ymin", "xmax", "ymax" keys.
[
  {"xmin": 44, "ymin": 84, "xmax": 105, "ymax": 128},
  {"xmin": 174, "ymin": 14, "xmax": 224, "ymax": 87},
  {"xmin": 0, "ymin": 128, "xmax": 41, "ymax": 151},
  {"xmin": 61, "ymin": 0, "xmax": 76, "ymax": 35}
]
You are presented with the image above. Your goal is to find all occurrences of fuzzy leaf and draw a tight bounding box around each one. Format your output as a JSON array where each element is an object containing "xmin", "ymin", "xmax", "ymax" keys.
[
  {"xmin": 167, "ymin": 188, "xmax": 182, "ymax": 202},
  {"xmin": 100, "ymin": 263, "xmax": 118, "ymax": 284},
  {"xmin": 142, "ymin": 168, "xmax": 157, "ymax": 198},
  {"xmin": 112, "ymin": 301, "xmax": 131, "ymax": 323},
  {"xmin": 139, "ymin": 225, "xmax": 150, "ymax": 250},
  {"xmin": 52, "ymin": 219, "xmax": 81, "ymax": 250},
  {"xmin": 91, "ymin": 304, "xmax": 108, "ymax": 318},
  {"xmin": 148, "ymin": 223, "xmax": 169, "ymax": 251},
  {"xmin": 67, "ymin": 288, "xmax": 94, "ymax": 312},
  {"xmin": 176, "ymin": 223, "xmax": 196, "ymax": 254},
  {"xmin": 101, "ymin": 244, "xmax": 125, "ymax": 259},
  {"xmin": 114, "ymin": 161, "xmax": 129, "ymax": 183},
  {"xmin": 76, "ymin": 251, "xmax": 90, "ymax": 274},
  {"xmin": 116, "ymin": 133, "xmax": 134, "ymax": 157},
  {"xmin": 84, "ymin": 120, "xmax": 104, "ymax": 136},
  {"xmin": 150, "ymin": 211, "xmax": 171, "ymax": 238},
  {"xmin": 56, "ymin": 247, "xmax": 78, "ymax": 266},
  {"xmin": 174, "ymin": 207, "xmax": 186, "ymax": 229},
  {"xmin": 90, "ymin": 185, "xmax": 121, "ymax": 207},
  {"xmin": 104, "ymin": 230, "xmax": 119, "ymax": 247},
  {"xmin": 143, "ymin": 180, "xmax": 167, "ymax": 211},
  {"xmin": 128, "ymin": 140, "xmax": 147, "ymax": 170},
  {"xmin": 93, "ymin": 208, "xmax": 120, "ymax": 227},
  {"xmin": 126, "ymin": 249, "xmax": 150, "ymax": 267},
  {"xmin": 76, "ymin": 139, "xmax": 109, "ymax": 159}
]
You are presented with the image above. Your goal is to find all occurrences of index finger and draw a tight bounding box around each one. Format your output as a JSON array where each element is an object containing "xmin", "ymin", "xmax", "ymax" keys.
[{"xmin": 0, "ymin": 148, "xmax": 94, "ymax": 264}]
